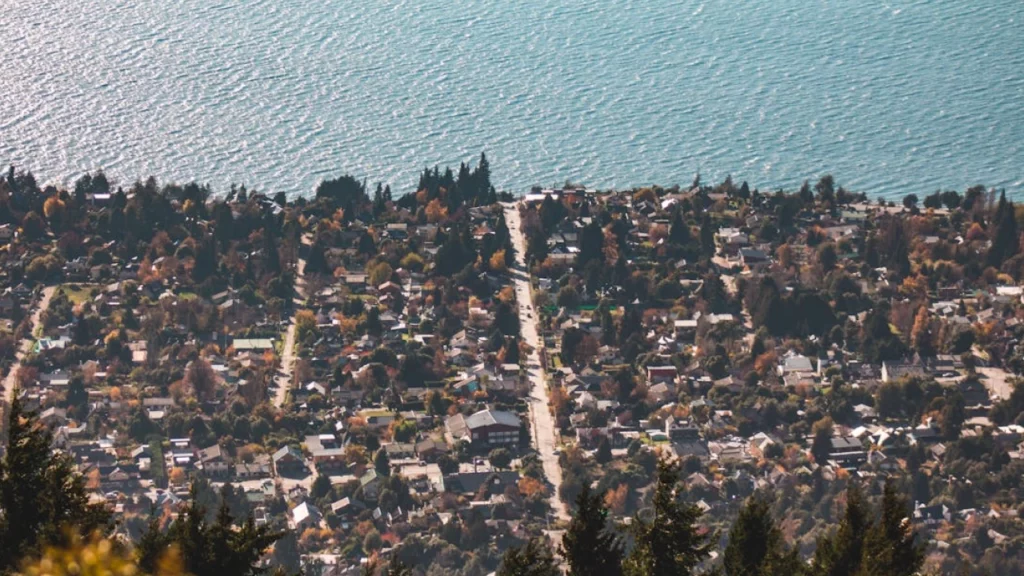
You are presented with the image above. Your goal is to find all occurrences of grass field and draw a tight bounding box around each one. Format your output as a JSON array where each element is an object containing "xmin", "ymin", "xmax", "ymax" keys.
[{"xmin": 59, "ymin": 284, "xmax": 97, "ymax": 305}]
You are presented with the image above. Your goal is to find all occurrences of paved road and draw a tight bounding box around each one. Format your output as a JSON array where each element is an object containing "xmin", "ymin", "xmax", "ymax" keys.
[
  {"xmin": 274, "ymin": 257, "xmax": 306, "ymax": 408},
  {"xmin": 1, "ymin": 285, "xmax": 56, "ymax": 447},
  {"xmin": 502, "ymin": 203, "xmax": 570, "ymax": 526}
]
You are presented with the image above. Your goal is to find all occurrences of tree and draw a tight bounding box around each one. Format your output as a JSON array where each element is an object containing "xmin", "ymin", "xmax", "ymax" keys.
[
  {"xmin": 369, "ymin": 262, "xmax": 394, "ymax": 286},
  {"xmin": 0, "ymin": 396, "xmax": 113, "ymax": 572},
  {"xmin": 858, "ymin": 481, "xmax": 924, "ymax": 576},
  {"xmin": 723, "ymin": 494, "xmax": 801, "ymax": 576},
  {"xmin": 811, "ymin": 417, "xmax": 834, "ymax": 465},
  {"xmin": 499, "ymin": 538, "xmax": 560, "ymax": 576},
  {"xmin": 902, "ymin": 194, "xmax": 918, "ymax": 210},
  {"xmin": 623, "ymin": 458, "xmax": 711, "ymax": 576},
  {"xmin": 65, "ymin": 374, "xmax": 88, "ymax": 413},
  {"xmin": 669, "ymin": 211, "xmax": 691, "ymax": 247},
  {"xmin": 560, "ymin": 485, "xmax": 623, "ymax": 576},
  {"xmin": 818, "ymin": 242, "xmax": 838, "ymax": 272},
  {"xmin": 19, "ymin": 531, "xmax": 185, "ymax": 576},
  {"xmin": 489, "ymin": 448, "xmax": 512, "ymax": 470},
  {"xmin": 185, "ymin": 357, "xmax": 218, "ymax": 402},
  {"xmin": 699, "ymin": 215, "xmax": 716, "ymax": 259},
  {"xmin": 910, "ymin": 306, "xmax": 933, "ymax": 357},
  {"xmin": 139, "ymin": 484, "xmax": 282, "ymax": 576},
  {"xmin": 374, "ymin": 448, "xmax": 391, "ymax": 477},
  {"xmin": 941, "ymin": 391, "xmax": 966, "ymax": 441},
  {"xmin": 987, "ymin": 191, "xmax": 1018, "ymax": 267},
  {"xmin": 812, "ymin": 483, "xmax": 871, "ymax": 576},
  {"xmin": 272, "ymin": 531, "xmax": 301, "ymax": 574},
  {"xmin": 595, "ymin": 436, "xmax": 613, "ymax": 464}
]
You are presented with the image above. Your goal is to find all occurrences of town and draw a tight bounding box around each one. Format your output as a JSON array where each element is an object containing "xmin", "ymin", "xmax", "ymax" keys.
[{"xmin": 0, "ymin": 161, "xmax": 1022, "ymax": 576}]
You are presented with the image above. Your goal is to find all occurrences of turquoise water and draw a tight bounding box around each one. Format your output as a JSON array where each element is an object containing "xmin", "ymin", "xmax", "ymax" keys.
[{"xmin": 1, "ymin": 0, "xmax": 1021, "ymax": 197}]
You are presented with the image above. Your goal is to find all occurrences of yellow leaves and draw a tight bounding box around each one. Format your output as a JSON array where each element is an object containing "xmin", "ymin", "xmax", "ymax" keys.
[
  {"xmin": 295, "ymin": 309, "xmax": 318, "ymax": 343},
  {"xmin": 497, "ymin": 286, "xmax": 516, "ymax": 304},
  {"xmin": 604, "ymin": 484, "xmax": 628, "ymax": 515},
  {"xmin": 489, "ymin": 250, "xmax": 508, "ymax": 272},
  {"xmin": 518, "ymin": 476, "xmax": 548, "ymax": 497},
  {"xmin": 425, "ymin": 198, "xmax": 448, "ymax": 223},
  {"xmin": 42, "ymin": 196, "xmax": 66, "ymax": 221}
]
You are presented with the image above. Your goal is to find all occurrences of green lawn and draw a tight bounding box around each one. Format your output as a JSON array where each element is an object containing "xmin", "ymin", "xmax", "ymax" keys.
[{"xmin": 59, "ymin": 284, "xmax": 96, "ymax": 305}]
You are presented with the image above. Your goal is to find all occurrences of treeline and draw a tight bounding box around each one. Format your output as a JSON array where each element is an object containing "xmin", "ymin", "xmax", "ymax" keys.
[
  {"xmin": 493, "ymin": 458, "xmax": 923, "ymax": 576},
  {"xmin": 498, "ymin": 458, "xmax": 926, "ymax": 576}
]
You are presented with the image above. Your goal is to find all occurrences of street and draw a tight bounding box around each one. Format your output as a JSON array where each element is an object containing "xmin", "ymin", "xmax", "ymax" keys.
[
  {"xmin": 502, "ymin": 202, "xmax": 570, "ymax": 526},
  {"xmin": 274, "ymin": 256, "xmax": 306, "ymax": 408},
  {"xmin": 1, "ymin": 285, "xmax": 56, "ymax": 449}
]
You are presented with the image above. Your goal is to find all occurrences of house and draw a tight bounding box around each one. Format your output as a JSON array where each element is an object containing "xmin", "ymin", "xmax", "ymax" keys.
[
  {"xmin": 235, "ymin": 455, "xmax": 273, "ymax": 480},
  {"xmin": 913, "ymin": 502, "xmax": 951, "ymax": 525},
  {"xmin": 445, "ymin": 409, "xmax": 521, "ymax": 447},
  {"xmin": 665, "ymin": 416, "xmax": 700, "ymax": 442},
  {"xmin": 881, "ymin": 360, "xmax": 927, "ymax": 382},
  {"xmin": 306, "ymin": 434, "xmax": 346, "ymax": 470},
  {"xmin": 198, "ymin": 445, "xmax": 232, "ymax": 478},
  {"xmin": 828, "ymin": 436, "xmax": 867, "ymax": 467},
  {"xmin": 739, "ymin": 248, "xmax": 770, "ymax": 268},
  {"xmin": 39, "ymin": 407, "xmax": 68, "ymax": 428},
  {"xmin": 646, "ymin": 365, "xmax": 678, "ymax": 383},
  {"xmin": 778, "ymin": 353, "xmax": 815, "ymax": 376},
  {"xmin": 415, "ymin": 438, "xmax": 449, "ymax": 462},
  {"xmin": 292, "ymin": 501, "xmax": 322, "ymax": 531},
  {"xmin": 360, "ymin": 470, "xmax": 384, "ymax": 501},
  {"xmin": 272, "ymin": 446, "xmax": 306, "ymax": 476},
  {"xmin": 749, "ymin": 432, "xmax": 778, "ymax": 459}
]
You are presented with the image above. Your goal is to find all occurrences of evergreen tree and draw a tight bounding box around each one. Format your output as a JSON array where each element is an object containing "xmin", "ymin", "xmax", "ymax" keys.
[
  {"xmin": 858, "ymin": 481, "xmax": 924, "ymax": 576},
  {"xmin": 499, "ymin": 538, "xmax": 560, "ymax": 576},
  {"xmin": 623, "ymin": 458, "xmax": 711, "ymax": 576},
  {"xmin": 0, "ymin": 395, "xmax": 112, "ymax": 572},
  {"xmin": 560, "ymin": 484, "xmax": 624, "ymax": 576},
  {"xmin": 812, "ymin": 484, "xmax": 872, "ymax": 576},
  {"xmin": 578, "ymin": 221, "xmax": 605, "ymax": 268},
  {"xmin": 699, "ymin": 214, "xmax": 716, "ymax": 259},
  {"xmin": 595, "ymin": 436, "xmax": 613, "ymax": 464},
  {"xmin": 723, "ymin": 494, "xmax": 801, "ymax": 576},
  {"xmin": 811, "ymin": 417, "xmax": 834, "ymax": 466},
  {"xmin": 141, "ymin": 484, "xmax": 282, "ymax": 576},
  {"xmin": 669, "ymin": 210, "xmax": 691, "ymax": 247},
  {"xmin": 375, "ymin": 448, "xmax": 392, "ymax": 477},
  {"xmin": 987, "ymin": 191, "xmax": 1018, "ymax": 268}
]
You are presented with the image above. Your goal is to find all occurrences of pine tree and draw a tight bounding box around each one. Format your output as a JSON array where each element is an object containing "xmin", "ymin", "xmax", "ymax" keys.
[
  {"xmin": 723, "ymin": 494, "xmax": 802, "ymax": 576},
  {"xmin": 499, "ymin": 538, "xmax": 560, "ymax": 576},
  {"xmin": 0, "ymin": 395, "xmax": 113, "ymax": 572},
  {"xmin": 140, "ymin": 484, "xmax": 282, "ymax": 576},
  {"xmin": 623, "ymin": 458, "xmax": 711, "ymax": 576},
  {"xmin": 812, "ymin": 483, "xmax": 872, "ymax": 576},
  {"xmin": 375, "ymin": 448, "xmax": 392, "ymax": 477},
  {"xmin": 560, "ymin": 485, "xmax": 624, "ymax": 576},
  {"xmin": 858, "ymin": 481, "xmax": 924, "ymax": 576},
  {"xmin": 669, "ymin": 211, "xmax": 691, "ymax": 247},
  {"xmin": 987, "ymin": 191, "xmax": 1018, "ymax": 267},
  {"xmin": 699, "ymin": 214, "xmax": 716, "ymax": 259}
]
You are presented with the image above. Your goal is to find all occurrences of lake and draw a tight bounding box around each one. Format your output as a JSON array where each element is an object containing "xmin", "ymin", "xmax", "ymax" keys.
[{"xmin": 1, "ymin": 0, "xmax": 1021, "ymax": 197}]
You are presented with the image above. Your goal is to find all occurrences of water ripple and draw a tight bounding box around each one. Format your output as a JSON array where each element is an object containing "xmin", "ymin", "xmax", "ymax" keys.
[{"xmin": 0, "ymin": 0, "xmax": 1021, "ymax": 198}]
